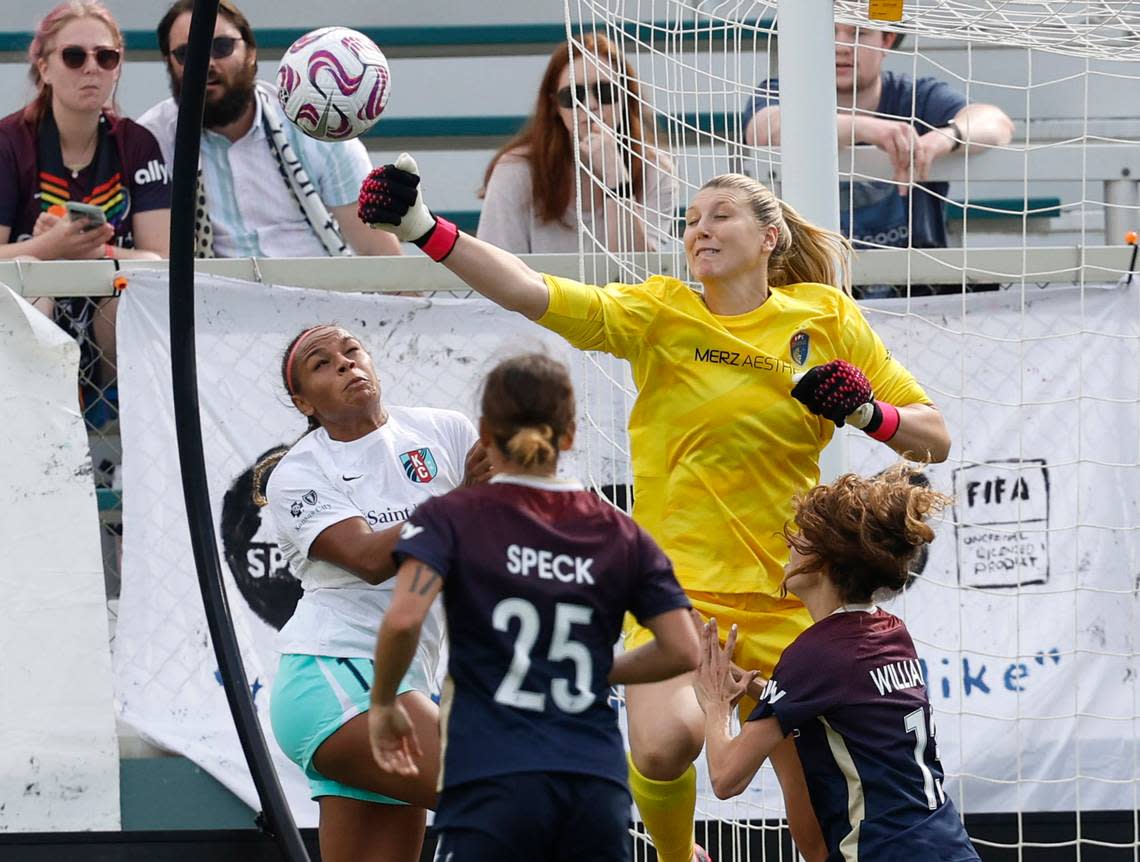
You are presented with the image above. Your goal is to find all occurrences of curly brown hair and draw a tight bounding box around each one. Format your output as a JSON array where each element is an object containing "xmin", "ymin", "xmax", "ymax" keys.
[{"xmin": 783, "ymin": 464, "xmax": 951, "ymax": 603}]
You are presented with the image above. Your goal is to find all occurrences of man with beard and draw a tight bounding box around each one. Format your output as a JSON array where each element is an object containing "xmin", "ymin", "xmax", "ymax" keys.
[{"xmin": 139, "ymin": 0, "xmax": 399, "ymax": 259}]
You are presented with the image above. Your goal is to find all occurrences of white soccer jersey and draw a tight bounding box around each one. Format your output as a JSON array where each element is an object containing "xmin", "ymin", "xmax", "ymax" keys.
[{"xmin": 266, "ymin": 406, "xmax": 476, "ymax": 664}]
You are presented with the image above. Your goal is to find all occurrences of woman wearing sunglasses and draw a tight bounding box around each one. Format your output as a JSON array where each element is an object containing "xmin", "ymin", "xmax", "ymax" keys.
[
  {"xmin": 0, "ymin": 0, "xmax": 170, "ymax": 264},
  {"xmin": 0, "ymin": 0, "xmax": 170, "ymax": 425},
  {"xmin": 477, "ymin": 32, "xmax": 677, "ymax": 253}
]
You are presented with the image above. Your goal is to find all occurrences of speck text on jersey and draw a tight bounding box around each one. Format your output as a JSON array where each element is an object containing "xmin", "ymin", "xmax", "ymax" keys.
[{"xmin": 505, "ymin": 544, "xmax": 596, "ymax": 585}]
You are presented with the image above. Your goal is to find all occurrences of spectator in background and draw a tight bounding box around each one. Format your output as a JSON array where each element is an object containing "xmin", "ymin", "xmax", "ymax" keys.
[
  {"xmin": 0, "ymin": 0, "xmax": 170, "ymax": 426},
  {"xmin": 478, "ymin": 33, "xmax": 677, "ymax": 253},
  {"xmin": 743, "ymin": 23, "xmax": 1013, "ymax": 256},
  {"xmin": 140, "ymin": 0, "xmax": 400, "ymax": 259}
]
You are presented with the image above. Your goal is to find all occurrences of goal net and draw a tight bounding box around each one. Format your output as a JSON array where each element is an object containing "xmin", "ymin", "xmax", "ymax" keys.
[{"xmin": 559, "ymin": 1, "xmax": 1140, "ymax": 859}]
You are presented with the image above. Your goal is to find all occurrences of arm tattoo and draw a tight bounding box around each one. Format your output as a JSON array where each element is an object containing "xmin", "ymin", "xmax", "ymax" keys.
[{"xmin": 407, "ymin": 563, "xmax": 442, "ymax": 596}]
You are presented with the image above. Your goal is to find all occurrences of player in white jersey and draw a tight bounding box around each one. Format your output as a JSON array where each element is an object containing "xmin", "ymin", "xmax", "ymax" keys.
[{"xmin": 259, "ymin": 324, "xmax": 487, "ymax": 862}]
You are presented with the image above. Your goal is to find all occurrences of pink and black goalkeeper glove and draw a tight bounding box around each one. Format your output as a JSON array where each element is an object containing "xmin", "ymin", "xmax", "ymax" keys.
[
  {"xmin": 791, "ymin": 359, "xmax": 900, "ymax": 441},
  {"xmin": 358, "ymin": 152, "xmax": 459, "ymax": 262}
]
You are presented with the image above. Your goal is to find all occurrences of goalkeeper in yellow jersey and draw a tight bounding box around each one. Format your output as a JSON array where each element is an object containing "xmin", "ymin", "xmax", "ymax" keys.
[{"xmin": 359, "ymin": 154, "xmax": 951, "ymax": 862}]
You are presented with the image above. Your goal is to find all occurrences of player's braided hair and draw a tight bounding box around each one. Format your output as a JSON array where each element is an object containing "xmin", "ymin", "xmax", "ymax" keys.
[
  {"xmin": 251, "ymin": 327, "xmax": 325, "ymax": 507},
  {"xmin": 481, "ymin": 354, "xmax": 575, "ymax": 469},
  {"xmin": 782, "ymin": 463, "xmax": 951, "ymax": 603},
  {"xmin": 699, "ymin": 174, "xmax": 852, "ymax": 295}
]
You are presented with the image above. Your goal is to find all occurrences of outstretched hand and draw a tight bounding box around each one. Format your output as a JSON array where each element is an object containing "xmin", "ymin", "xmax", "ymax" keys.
[
  {"xmin": 358, "ymin": 153, "xmax": 436, "ymax": 243},
  {"xmin": 692, "ymin": 612, "xmax": 760, "ymax": 714},
  {"xmin": 368, "ymin": 701, "xmax": 423, "ymax": 777},
  {"xmin": 359, "ymin": 152, "xmax": 460, "ymax": 262},
  {"xmin": 689, "ymin": 609, "xmax": 765, "ymax": 701}
]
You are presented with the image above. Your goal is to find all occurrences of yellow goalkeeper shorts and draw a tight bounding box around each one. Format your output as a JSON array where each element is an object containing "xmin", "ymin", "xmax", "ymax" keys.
[{"xmin": 625, "ymin": 589, "xmax": 812, "ymax": 680}]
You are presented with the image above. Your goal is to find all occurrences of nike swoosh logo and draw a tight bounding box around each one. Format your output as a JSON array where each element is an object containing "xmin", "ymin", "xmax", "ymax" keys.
[{"xmin": 343, "ymin": 475, "xmax": 363, "ymax": 481}]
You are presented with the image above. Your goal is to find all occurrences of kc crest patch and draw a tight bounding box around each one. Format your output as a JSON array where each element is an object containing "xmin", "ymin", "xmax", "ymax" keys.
[{"xmin": 400, "ymin": 448, "xmax": 438, "ymax": 483}]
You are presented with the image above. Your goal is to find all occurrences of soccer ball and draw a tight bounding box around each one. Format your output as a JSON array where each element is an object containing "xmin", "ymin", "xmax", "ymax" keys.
[{"xmin": 277, "ymin": 26, "xmax": 390, "ymax": 142}]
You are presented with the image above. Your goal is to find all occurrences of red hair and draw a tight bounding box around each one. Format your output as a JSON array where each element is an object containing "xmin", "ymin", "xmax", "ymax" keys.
[
  {"xmin": 481, "ymin": 32, "xmax": 658, "ymax": 223},
  {"xmin": 25, "ymin": 0, "xmax": 123, "ymax": 127}
]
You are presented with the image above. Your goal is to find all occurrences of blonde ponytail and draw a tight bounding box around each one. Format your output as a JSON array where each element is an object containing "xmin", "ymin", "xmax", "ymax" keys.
[{"xmin": 772, "ymin": 200, "xmax": 853, "ymax": 295}]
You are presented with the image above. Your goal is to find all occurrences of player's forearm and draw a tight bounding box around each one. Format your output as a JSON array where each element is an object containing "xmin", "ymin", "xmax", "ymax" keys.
[
  {"xmin": 884, "ymin": 403, "xmax": 951, "ymax": 463},
  {"xmin": 344, "ymin": 527, "xmax": 402, "ymax": 585},
  {"xmin": 610, "ymin": 608, "xmax": 699, "ymax": 685},
  {"xmin": 609, "ymin": 641, "xmax": 695, "ymax": 686},
  {"xmin": 703, "ymin": 706, "xmax": 759, "ymax": 799},
  {"xmin": 443, "ymin": 232, "xmax": 550, "ymax": 320},
  {"xmin": 370, "ymin": 622, "xmax": 420, "ymax": 707}
]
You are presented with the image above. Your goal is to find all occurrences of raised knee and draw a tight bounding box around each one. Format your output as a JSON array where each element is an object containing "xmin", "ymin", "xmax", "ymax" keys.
[{"xmin": 631, "ymin": 737, "xmax": 702, "ymax": 781}]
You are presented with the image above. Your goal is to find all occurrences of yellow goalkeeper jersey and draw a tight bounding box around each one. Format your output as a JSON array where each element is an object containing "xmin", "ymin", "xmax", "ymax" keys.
[{"xmin": 538, "ymin": 274, "xmax": 931, "ymax": 595}]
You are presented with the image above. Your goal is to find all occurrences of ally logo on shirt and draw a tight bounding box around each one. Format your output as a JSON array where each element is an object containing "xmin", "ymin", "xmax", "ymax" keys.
[
  {"xmin": 400, "ymin": 448, "xmax": 438, "ymax": 483},
  {"xmin": 790, "ymin": 330, "xmax": 810, "ymax": 367}
]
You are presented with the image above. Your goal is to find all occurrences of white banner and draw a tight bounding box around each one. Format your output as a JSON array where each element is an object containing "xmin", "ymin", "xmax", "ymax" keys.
[
  {"xmin": 114, "ymin": 272, "xmax": 1139, "ymax": 826},
  {"xmin": 0, "ymin": 286, "xmax": 119, "ymax": 831},
  {"xmin": 850, "ymin": 284, "xmax": 1140, "ymax": 816}
]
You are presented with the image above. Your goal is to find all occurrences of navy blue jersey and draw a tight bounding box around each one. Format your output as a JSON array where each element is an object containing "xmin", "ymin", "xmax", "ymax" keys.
[
  {"xmin": 394, "ymin": 474, "xmax": 690, "ymax": 790},
  {"xmin": 748, "ymin": 609, "xmax": 980, "ymax": 862}
]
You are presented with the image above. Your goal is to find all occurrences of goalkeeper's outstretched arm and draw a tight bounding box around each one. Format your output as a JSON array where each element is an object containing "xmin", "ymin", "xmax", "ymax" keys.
[
  {"xmin": 359, "ymin": 153, "xmax": 550, "ymax": 320},
  {"xmin": 443, "ymin": 232, "xmax": 550, "ymax": 321}
]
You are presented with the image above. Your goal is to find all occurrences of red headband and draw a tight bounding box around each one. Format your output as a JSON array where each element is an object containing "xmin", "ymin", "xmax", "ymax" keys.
[{"xmin": 285, "ymin": 325, "xmax": 334, "ymax": 395}]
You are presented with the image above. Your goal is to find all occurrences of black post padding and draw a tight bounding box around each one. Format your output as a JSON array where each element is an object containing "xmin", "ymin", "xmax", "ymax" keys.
[{"xmin": 168, "ymin": 3, "xmax": 310, "ymax": 860}]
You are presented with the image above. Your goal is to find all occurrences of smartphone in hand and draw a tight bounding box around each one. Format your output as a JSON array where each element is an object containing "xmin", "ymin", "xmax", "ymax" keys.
[{"xmin": 65, "ymin": 201, "xmax": 108, "ymax": 228}]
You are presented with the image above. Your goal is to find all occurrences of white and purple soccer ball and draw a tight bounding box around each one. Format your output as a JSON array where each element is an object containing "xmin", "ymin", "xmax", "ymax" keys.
[{"xmin": 277, "ymin": 26, "xmax": 390, "ymax": 142}]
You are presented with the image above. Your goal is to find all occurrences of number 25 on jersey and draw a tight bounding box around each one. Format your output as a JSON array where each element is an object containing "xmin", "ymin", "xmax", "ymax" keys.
[{"xmin": 492, "ymin": 598, "xmax": 596, "ymax": 714}]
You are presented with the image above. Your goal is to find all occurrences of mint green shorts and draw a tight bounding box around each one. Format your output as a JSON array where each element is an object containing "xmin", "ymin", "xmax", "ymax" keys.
[{"xmin": 270, "ymin": 653, "xmax": 417, "ymax": 804}]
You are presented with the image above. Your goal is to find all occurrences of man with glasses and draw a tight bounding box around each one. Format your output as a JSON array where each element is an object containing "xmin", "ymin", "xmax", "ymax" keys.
[
  {"xmin": 139, "ymin": 0, "xmax": 400, "ymax": 259},
  {"xmin": 742, "ymin": 23, "xmax": 1013, "ymax": 268}
]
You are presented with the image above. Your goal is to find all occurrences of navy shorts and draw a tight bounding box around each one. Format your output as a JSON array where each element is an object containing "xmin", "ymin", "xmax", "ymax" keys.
[{"xmin": 433, "ymin": 772, "xmax": 631, "ymax": 862}]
